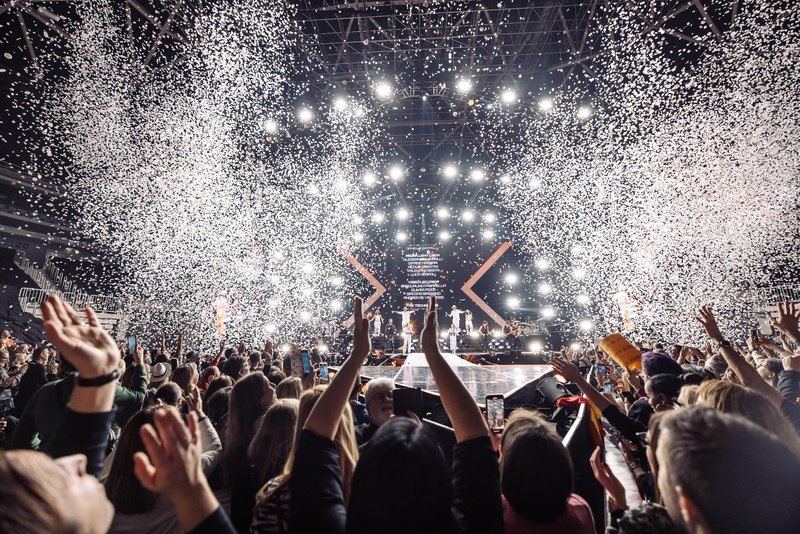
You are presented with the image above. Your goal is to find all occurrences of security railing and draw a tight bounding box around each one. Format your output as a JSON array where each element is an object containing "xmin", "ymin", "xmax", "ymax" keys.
[
  {"xmin": 18, "ymin": 287, "xmax": 124, "ymax": 316},
  {"xmin": 753, "ymin": 286, "xmax": 800, "ymax": 307},
  {"xmin": 14, "ymin": 250, "xmax": 79, "ymax": 294}
]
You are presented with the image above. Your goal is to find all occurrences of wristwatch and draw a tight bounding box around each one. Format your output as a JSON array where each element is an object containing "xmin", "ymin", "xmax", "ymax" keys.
[{"xmin": 718, "ymin": 339, "xmax": 732, "ymax": 348}]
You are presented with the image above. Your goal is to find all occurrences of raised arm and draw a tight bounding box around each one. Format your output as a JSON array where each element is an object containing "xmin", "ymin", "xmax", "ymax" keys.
[
  {"xmin": 304, "ymin": 297, "xmax": 370, "ymax": 439},
  {"xmin": 420, "ymin": 296, "xmax": 490, "ymax": 443},
  {"xmin": 550, "ymin": 356, "xmax": 613, "ymax": 412},
  {"xmin": 696, "ymin": 306, "xmax": 783, "ymax": 406},
  {"xmin": 769, "ymin": 301, "xmax": 800, "ymax": 344}
]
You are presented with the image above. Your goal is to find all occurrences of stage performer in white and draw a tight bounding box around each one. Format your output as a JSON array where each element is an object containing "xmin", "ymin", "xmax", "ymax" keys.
[
  {"xmin": 448, "ymin": 305, "xmax": 463, "ymax": 329},
  {"xmin": 449, "ymin": 323, "xmax": 459, "ymax": 354},
  {"xmin": 394, "ymin": 305, "xmax": 415, "ymax": 354},
  {"xmin": 464, "ymin": 309, "xmax": 473, "ymax": 335},
  {"xmin": 372, "ymin": 310, "xmax": 383, "ymax": 336}
]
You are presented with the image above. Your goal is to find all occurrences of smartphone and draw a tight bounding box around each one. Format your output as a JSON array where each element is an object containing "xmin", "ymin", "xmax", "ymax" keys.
[
  {"xmin": 595, "ymin": 362, "xmax": 606, "ymax": 376},
  {"xmin": 127, "ymin": 336, "xmax": 137, "ymax": 354},
  {"xmin": 485, "ymin": 394, "xmax": 505, "ymax": 433},
  {"xmin": 194, "ymin": 349, "xmax": 201, "ymax": 358},
  {"xmin": 393, "ymin": 387, "xmax": 424, "ymax": 419},
  {"xmin": 603, "ymin": 383, "xmax": 613, "ymax": 394},
  {"xmin": 318, "ymin": 362, "xmax": 329, "ymax": 381},
  {"xmin": 750, "ymin": 329, "xmax": 759, "ymax": 340},
  {"xmin": 300, "ymin": 349, "xmax": 312, "ymax": 375}
]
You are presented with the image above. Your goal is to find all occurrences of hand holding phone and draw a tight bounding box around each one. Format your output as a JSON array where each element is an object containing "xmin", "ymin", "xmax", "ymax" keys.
[
  {"xmin": 300, "ymin": 349, "xmax": 312, "ymax": 375},
  {"xmin": 393, "ymin": 387, "xmax": 424, "ymax": 419},
  {"xmin": 485, "ymin": 394, "xmax": 505, "ymax": 433},
  {"xmin": 318, "ymin": 362, "xmax": 329, "ymax": 382}
]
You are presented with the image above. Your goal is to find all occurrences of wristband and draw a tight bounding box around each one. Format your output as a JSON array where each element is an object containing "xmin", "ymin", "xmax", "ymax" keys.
[
  {"xmin": 718, "ymin": 339, "xmax": 732, "ymax": 348},
  {"xmin": 76, "ymin": 369, "xmax": 120, "ymax": 387}
]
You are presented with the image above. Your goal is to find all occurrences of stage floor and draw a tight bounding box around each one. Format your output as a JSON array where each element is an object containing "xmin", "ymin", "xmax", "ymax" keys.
[{"xmin": 358, "ymin": 352, "xmax": 553, "ymax": 404}]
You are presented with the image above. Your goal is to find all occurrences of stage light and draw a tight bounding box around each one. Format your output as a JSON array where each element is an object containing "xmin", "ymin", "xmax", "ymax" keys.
[
  {"xmin": 529, "ymin": 178, "xmax": 542, "ymax": 189},
  {"xmin": 439, "ymin": 330, "xmax": 448, "ymax": 339},
  {"xmin": 266, "ymin": 324, "xmax": 276, "ymax": 334},
  {"xmin": 297, "ymin": 107, "xmax": 314, "ymax": 123},
  {"xmin": 504, "ymin": 272, "xmax": 519, "ymax": 285},
  {"xmin": 263, "ymin": 118, "xmax": 278, "ymax": 134},
  {"xmin": 334, "ymin": 179, "xmax": 347, "ymax": 191},
  {"xmin": 396, "ymin": 207, "xmax": 410, "ymax": 220},
  {"xmin": 455, "ymin": 78, "xmax": 472, "ymax": 93},
  {"xmin": 302, "ymin": 288, "xmax": 312, "ymax": 297},
  {"xmin": 535, "ymin": 258, "xmax": 550, "ymax": 270},
  {"xmin": 507, "ymin": 297, "xmax": 520, "ymax": 308},
  {"xmin": 318, "ymin": 344, "xmax": 329, "ymax": 354},
  {"xmin": 330, "ymin": 300, "xmax": 342, "ymax": 311},
  {"xmin": 280, "ymin": 344, "xmax": 290, "ymax": 352},
  {"xmin": 501, "ymin": 89, "xmax": 517, "ymax": 105},
  {"xmin": 470, "ymin": 331, "xmax": 480, "ymax": 339},
  {"xmin": 307, "ymin": 184, "xmax": 320, "ymax": 196},
  {"xmin": 579, "ymin": 319, "xmax": 594, "ymax": 332},
  {"xmin": 353, "ymin": 232, "xmax": 364, "ymax": 242},
  {"xmin": 484, "ymin": 212, "xmax": 496, "ymax": 223},
  {"xmin": 438, "ymin": 230, "xmax": 451, "ymax": 241},
  {"xmin": 443, "ymin": 164, "xmax": 458, "ymax": 179},
  {"xmin": 576, "ymin": 294, "xmax": 590, "ymax": 305},
  {"xmin": 371, "ymin": 212, "xmax": 385, "ymax": 223},
  {"xmin": 329, "ymin": 276, "xmax": 344, "ymax": 286},
  {"xmin": 436, "ymin": 207, "xmax": 450, "ymax": 219},
  {"xmin": 493, "ymin": 329, "xmax": 503, "ymax": 339},
  {"xmin": 569, "ymin": 342, "xmax": 581, "ymax": 351},
  {"xmin": 577, "ymin": 106, "xmax": 592, "ymax": 119},
  {"xmin": 470, "ymin": 168, "xmax": 486, "ymax": 182},
  {"xmin": 499, "ymin": 174, "xmax": 511, "ymax": 184},
  {"xmin": 529, "ymin": 341, "xmax": 543, "ymax": 353},
  {"xmin": 352, "ymin": 215, "xmax": 363, "ymax": 225},
  {"xmin": 461, "ymin": 209, "xmax": 475, "ymax": 222},
  {"xmin": 300, "ymin": 311, "xmax": 311, "ymax": 321},
  {"xmin": 538, "ymin": 283, "xmax": 553, "ymax": 295},
  {"xmin": 362, "ymin": 172, "xmax": 377, "ymax": 186},
  {"xmin": 396, "ymin": 231, "xmax": 408, "ymax": 242},
  {"xmin": 388, "ymin": 165, "xmax": 404, "ymax": 181},
  {"xmin": 538, "ymin": 97, "xmax": 554, "ymax": 111},
  {"xmin": 482, "ymin": 229, "xmax": 495, "ymax": 240},
  {"xmin": 573, "ymin": 268, "xmax": 587, "ymax": 280},
  {"xmin": 354, "ymin": 106, "xmax": 366, "ymax": 117},
  {"xmin": 333, "ymin": 97, "xmax": 348, "ymax": 110},
  {"xmin": 269, "ymin": 275, "xmax": 280, "ymax": 285},
  {"xmin": 374, "ymin": 81, "xmax": 393, "ymax": 99},
  {"xmin": 302, "ymin": 263, "xmax": 314, "ymax": 274},
  {"xmin": 541, "ymin": 307, "xmax": 556, "ymax": 319}
]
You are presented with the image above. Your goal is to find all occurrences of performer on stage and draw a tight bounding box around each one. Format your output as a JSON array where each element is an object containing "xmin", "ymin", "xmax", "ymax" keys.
[
  {"xmin": 385, "ymin": 319, "xmax": 397, "ymax": 352},
  {"xmin": 503, "ymin": 320, "xmax": 522, "ymax": 351},
  {"xmin": 372, "ymin": 310, "xmax": 383, "ymax": 337},
  {"xmin": 448, "ymin": 305, "xmax": 463, "ymax": 329},
  {"xmin": 464, "ymin": 309, "xmax": 473, "ymax": 335},
  {"xmin": 449, "ymin": 322, "xmax": 459, "ymax": 354},
  {"xmin": 394, "ymin": 305, "xmax": 416, "ymax": 354},
  {"xmin": 478, "ymin": 320, "xmax": 491, "ymax": 352}
]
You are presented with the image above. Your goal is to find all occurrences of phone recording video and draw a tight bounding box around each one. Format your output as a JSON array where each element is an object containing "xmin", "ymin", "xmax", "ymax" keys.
[
  {"xmin": 127, "ymin": 336, "xmax": 137, "ymax": 354},
  {"xmin": 300, "ymin": 349, "xmax": 312, "ymax": 375},
  {"xmin": 318, "ymin": 362, "xmax": 329, "ymax": 381},
  {"xmin": 393, "ymin": 387, "xmax": 424, "ymax": 419},
  {"xmin": 485, "ymin": 394, "xmax": 505, "ymax": 433}
]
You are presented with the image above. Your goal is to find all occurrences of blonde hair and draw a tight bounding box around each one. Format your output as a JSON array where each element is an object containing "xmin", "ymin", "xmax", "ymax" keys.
[
  {"xmin": 249, "ymin": 399, "xmax": 299, "ymax": 487},
  {"xmin": 698, "ymin": 381, "xmax": 800, "ymax": 456},
  {"xmin": 677, "ymin": 384, "xmax": 700, "ymax": 407},
  {"xmin": 275, "ymin": 377, "xmax": 302, "ymax": 399}
]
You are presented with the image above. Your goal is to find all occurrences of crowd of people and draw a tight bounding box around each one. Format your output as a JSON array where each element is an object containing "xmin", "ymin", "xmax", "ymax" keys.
[{"xmin": 0, "ymin": 294, "xmax": 799, "ymax": 533}]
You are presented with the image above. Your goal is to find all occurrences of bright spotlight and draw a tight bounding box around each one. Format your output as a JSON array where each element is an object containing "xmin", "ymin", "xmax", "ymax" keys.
[
  {"xmin": 362, "ymin": 172, "xmax": 377, "ymax": 186},
  {"xmin": 301, "ymin": 288, "xmax": 312, "ymax": 297},
  {"xmin": 352, "ymin": 215, "xmax": 363, "ymax": 225},
  {"xmin": 470, "ymin": 331, "xmax": 480, "ymax": 339},
  {"xmin": 318, "ymin": 344, "xmax": 329, "ymax": 354},
  {"xmin": 439, "ymin": 330, "xmax": 448, "ymax": 339},
  {"xmin": 579, "ymin": 319, "xmax": 594, "ymax": 332},
  {"xmin": 541, "ymin": 307, "xmax": 556, "ymax": 319},
  {"xmin": 330, "ymin": 300, "xmax": 343, "ymax": 311},
  {"xmin": 436, "ymin": 207, "xmax": 450, "ymax": 219},
  {"xmin": 353, "ymin": 232, "xmax": 364, "ymax": 242},
  {"xmin": 529, "ymin": 341, "xmax": 543, "ymax": 353},
  {"xmin": 443, "ymin": 164, "xmax": 458, "ymax": 179},
  {"xmin": 569, "ymin": 342, "xmax": 581, "ymax": 351},
  {"xmin": 501, "ymin": 89, "xmax": 517, "ymax": 105},
  {"xmin": 576, "ymin": 294, "xmax": 590, "ymax": 305},
  {"xmin": 504, "ymin": 272, "xmax": 518, "ymax": 285},
  {"xmin": 334, "ymin": 179, "xmax": 348, "ymax": 192},
  {"xmin": 269, "ymin": 276, "xmax": 280, "ymax": 285},
  {"xmin": 461, "ymin": 209, "xmax": 475, "ymax": 222},
  {"xmin": 266, "ymin": 324, "xmax": 277, "ymax": 334},
  {"xmin": 329, "ymin": 276, "xmax": 344, "ymax": 286},
  {"xmin": 371, "ymin": 212, "xmax": 385, "ymax": 224},
  {"xmin": 374, "ymin": 81, "xmax": 393, "ymax": 99},
  {"xmin": 280, "ymin": 344, "xmax": 290, "ymax": 353},
  {"xmin": 438, "ymin": 230, "xmax": 451, "ymax": 241},
  {"xmin": 535, "ymin": 258, "xmax": 550, "ymax": 270},
  {"xmin": 333, "ymin": 97, "xmax": 348, "ymax": 110},
  {"xmin": 499, "ymin": 174, "xmax": 511, "ymax": 184},
  {"xmin": 482, "ymin": 229, "xmax": 496, "ymax": 240},
  {"xmin": 307, "ymin": 184, "xmax": 320, "ymax": 196},
  {"xmin": 529, "ymin": 178, "xmax": 542, "ymax": 189},
  {"xmin": 484, "ymin": 212, "xmax": 496, "ymax": 223},
  {"xmin": 538, "ymin": 97, "xmax": 554, "ymax": 111},
  {"xmin": 396, "ymin": 207, "xmax": 410, "ymax": 220},
  {"xmin": 577, "ymin": 106, "xmax": 592, "ymax": 119},
  {"xmin": 455, "ymin": 78, "xmax": 473, "ymax": 93},
  {"xmin": 300, "ymin": 311, "xmax": 311, "ymax": 321},
  {"xmin": 263, "ymin": 118, "xmax": 278, "ymax": 134},
  {"xmin": 470, "ymin": 168, "xmax": 486, "ymax": 182},
  {"xmin": 538, "ymin": 283, "xmax": 553, "ymax": 295},
  {"xmin": 301, "ymin": 263, "xmax": 314, "ymax": 274},
  {"xmin": 388, "ymin": 165, "xmax": 404, "ymax": 181},
  {"xmin": 573, "ymin": 268, "xmax": 587, "ymax": 280},
  {"xmin": 297, "ymin": 107, "xmax": 314, "ymax": 123},
  {"xmin": 396, "ymin": 231, "xmax": 408, "ymax": 242},
  {"xmin": 507, "ymin": 296, "xmax": 520, "ymax": 308}
]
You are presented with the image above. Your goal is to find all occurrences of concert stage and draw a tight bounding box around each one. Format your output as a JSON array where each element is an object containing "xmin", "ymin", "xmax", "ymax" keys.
[{"xmin": 357, "ymin": 352, "xmax": 553, "ymax": 404}]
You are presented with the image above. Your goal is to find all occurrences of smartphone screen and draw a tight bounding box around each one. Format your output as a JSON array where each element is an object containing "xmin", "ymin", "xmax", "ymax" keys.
[
  {"xmin": 127, "ymin": 336, "xmax": 137, "ymax": 354},
  {"xmin": 603, "ymin": 383, "xmax": 613, "ymax": 394},
  {"xmin": 318, "ymin": 362, "xmax": 329, "ymax": 381},
  {"xmin": 595, "ymin": 362, "xmax": 606, "ymax": 375},
  {"xmin": 485, "ymin": 395, "xmax": 505, "ymax": 432},
  {"xmin": 393, "ymin": 387, "xmax": 424, "ymax": 418},
  {"xmin": 300, "ymin": 349, "xmax": 312, "ymax": 375}
]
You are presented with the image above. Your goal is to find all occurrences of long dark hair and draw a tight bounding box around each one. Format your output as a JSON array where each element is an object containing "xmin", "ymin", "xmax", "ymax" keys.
[
  {"xmin": 105, "ymin": 408, "xmax": 161, "ymax": 514},
  {"xmin": 224, "ymin": 373, "xmax": 271, "ymax": 489}
]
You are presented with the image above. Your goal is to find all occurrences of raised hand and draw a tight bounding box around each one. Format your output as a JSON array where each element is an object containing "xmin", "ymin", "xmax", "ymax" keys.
[
  {"xmin": 769, "ymin": 301, "xmax": 800, "ymax": 342},
  {"xmin": 351, "ymin": 296, "xmax": 371, "ymax": 360},
  {"xmin": 133, "ymin": 341, "xmax": 145, "ymax": 366},
  {"xmin": 590, "ymin": 447, "xmax": 627, "ymax": 512},
  {"xmin": 40, "ymin": 295, "xmax": 119, "ymax": 378},
  {"xmin": 550, "ymin": 356, "xmax": 583, "ymax": 383},
  {"xmin": 420, "ymin": 297, "xmax": 440, "ymax": 356},
  {"xmin": 696, "ymin": 306, "xmax": 724, "ymax": 343}
]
